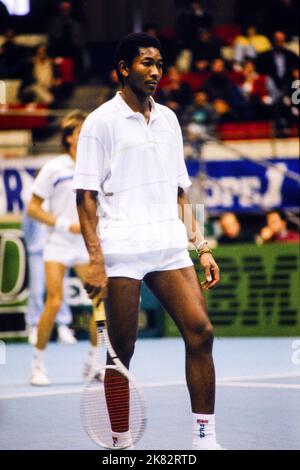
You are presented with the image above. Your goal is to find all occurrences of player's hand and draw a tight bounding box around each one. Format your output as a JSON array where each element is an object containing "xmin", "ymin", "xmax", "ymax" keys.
[
  {"xmin": 69, "ymin": 223, "xmax": 81, "ymax": 234},
  {"xmin": 84, "ymin": 261, "xmax": 108, "ymax": 304},
  {"xmin": 199, "ymin": 253, "xmax": 220, "ymax": 290},
  {"xmin": 260, "ymin": 226, "xmax": 274, "ymax": 242}
]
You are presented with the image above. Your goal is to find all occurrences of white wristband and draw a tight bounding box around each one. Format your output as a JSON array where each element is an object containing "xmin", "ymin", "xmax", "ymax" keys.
[
  {"xmin": 195, "ymin": 240, "xmax": 208, "ymax": 251},
  {"xmin": 55, "ymin": 216, "xmax": 71, "ymax": 233}
]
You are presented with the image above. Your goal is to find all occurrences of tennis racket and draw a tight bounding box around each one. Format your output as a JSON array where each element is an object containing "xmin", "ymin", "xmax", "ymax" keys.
[{"xmin": 80, "ymin": 300, "xmax": 147, "ymax": 449}]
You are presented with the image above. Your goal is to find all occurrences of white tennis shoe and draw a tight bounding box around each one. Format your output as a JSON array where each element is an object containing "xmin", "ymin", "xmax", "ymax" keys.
[
  {"xmin": 57, "ymin": 325, "xmax": 77, "ymax": 345},
  {"xmin": 30, "ymin": 363, "xmax": 51, "ymax": 386},
  {"xmin": 82, "ymin": 360, "xmax": 104, "ymax": 382},
  {"xmin": 27, "ymin": 326, "xmax": 38, "ymax": 346}
]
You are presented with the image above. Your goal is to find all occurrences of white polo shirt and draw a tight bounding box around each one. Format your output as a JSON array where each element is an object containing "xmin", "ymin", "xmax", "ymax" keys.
[
  {"xmin": 73, "ymin": 92, "xmax": 192, "ymax": 254},
  {"xmin": 31, "ymin": 154, "xmax": 87, "ymax": 249}
]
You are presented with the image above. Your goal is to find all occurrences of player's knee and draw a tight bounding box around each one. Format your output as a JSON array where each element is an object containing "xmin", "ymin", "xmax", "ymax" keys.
[
  {"xmin": 117, "ymin": 338, "xmax": 136, "ymax": 364},
  {"xmin": 185, "ymin": 321, "xmax": 214, "ymax": 355},
  {"xmin": 46, "ymin": 292, "xmax": 63, "ymax": 312}
]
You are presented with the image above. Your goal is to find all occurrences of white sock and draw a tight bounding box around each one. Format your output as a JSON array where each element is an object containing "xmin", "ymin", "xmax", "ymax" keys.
[
  {"xmin": 87, "ymin": 345, "xmax": 98, "ymax": 359},
  {"xmin": 111, "ymin": 430, "xmax": 133, "ymax": 449},
  {"xmin": 192, "ymin": 413, "xmax": 217, "ymax": 450},
  {"xmin": 32, "ymin": 347, "xmax": 45, "ymax": 366}
]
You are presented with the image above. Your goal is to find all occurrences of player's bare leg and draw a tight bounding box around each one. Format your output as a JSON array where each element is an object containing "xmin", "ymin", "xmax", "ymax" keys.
[
  {"xmin": 36, "ymin": 262, "xmax": 67, "ymax": 350},
  {"xmin": 144, "ymin": 265, "xmax": 220, "ymax": 449},
  {"xmin": 105, "ymin": 277, "xmax": 142, "ymax": 368},
  {"xmin": 102, "ymin": 277, "xmax": 141, "ymax": 448},
  {"xmin": 31, "ymin": 262, "xmax": 66, "ymax": 386}
]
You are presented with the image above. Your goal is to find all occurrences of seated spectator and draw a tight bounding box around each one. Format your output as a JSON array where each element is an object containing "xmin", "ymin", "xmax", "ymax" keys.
[
  {"xmin": 143, "ymin": 22, "xmax": 178, "ymax": 66},
  {"xmin": 0, "ymin": 29, "xmax": 28, "ymax": 78},
  {"xmin": 203, "ymin": 58, "xmax": 245, "ymax": 120},
  {"xmin": 183, "ymin": 90, "xmax": 217, "ymax": 141},
  {"xmin": 256, "ymin": 31, "xmax": 299, "ymax": 91},
  {"xmin": 156, "ymin": 66, "xmax": 193, "ymax": 119},
  {"xmin": 233, "ymin": 25, "xmax": 271, "ymax": 64},
  {"xmin": 19, "ymin": 44, "xmax": 62, "ymax": 105},
  {"xmin": 192, "ymin": 28, "xmax": 221, "ymax": 72},
  {"xmin": 47, "ymin": 0, "xmax": 88, "ymax": 81},
  {"xmin": 238, "ymin": 59, "xmax": 280, "ymax": 119},
  {"xmin": 218, "ymin": 212, "xmax": 255, "ymax": 244},
  {"xmin": 176, "ymin": 0, "xmax": 213, "ymax": 49},
  {"xmin": 260, "ymin": 210, "xmax": 300, "ymax": 243}
]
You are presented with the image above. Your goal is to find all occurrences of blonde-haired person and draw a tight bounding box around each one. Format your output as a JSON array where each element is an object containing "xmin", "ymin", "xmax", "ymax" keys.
[{"xmin": 27, "ymin": 110, "xmax": 99, "ymax": 386}]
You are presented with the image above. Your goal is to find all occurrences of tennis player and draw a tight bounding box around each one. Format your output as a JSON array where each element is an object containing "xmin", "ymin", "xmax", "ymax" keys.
[
  {"xmin": 73, "ymin": 33, "xmax": 222, "ymax": 450},
  {"xmin": 23, "ymin": 212, "xmax": 76, "ymax": 346},
  {"xmin": 28, "ymin": 110, "xmax": 99, "ymax": 386}
]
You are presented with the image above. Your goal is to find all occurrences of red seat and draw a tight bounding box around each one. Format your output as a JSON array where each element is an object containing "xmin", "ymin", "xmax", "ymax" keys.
[
  {"xmin": 212, "ymin": 24, "xmax": 241, "ymax": 46},
  {"xmin": 0, "ymin": 104, "xmax": 49, "ymax": 129},
  {"xmin": 217, "ymin": 121, "xmax": 272, "ymax": 140}
]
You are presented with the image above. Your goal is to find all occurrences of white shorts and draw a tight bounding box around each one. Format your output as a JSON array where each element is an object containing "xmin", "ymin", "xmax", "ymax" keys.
[
  {"xmin": 104, "ymin": 248, "xmax": 193, "ymax": 280},
  {"xmin": 43, "ymin": 242, "xmax": 89, "ymax": 267}
]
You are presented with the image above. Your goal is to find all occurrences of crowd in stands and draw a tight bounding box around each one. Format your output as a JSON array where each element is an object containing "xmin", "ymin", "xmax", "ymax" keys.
[
  {"xmin": 0, "ymin": 0, "xmax": 298, "ymax": 129},
  {"xmin": 217, "ymin": 210, "xmax": 299, "ymax": 245},
  {"xmin": 153, "ymin": 0, "xmax": 299, "ymax": 138},
  {"xmin": 0, "ymin": 1, "xmax": 88, "ymax": 106}
]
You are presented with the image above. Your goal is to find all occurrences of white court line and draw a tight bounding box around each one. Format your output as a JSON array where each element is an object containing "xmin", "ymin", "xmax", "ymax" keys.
[
  {"xmin": 1, "ymin": 376, "xmax": 300, "ymax": 400},
  {"xmin": 217, "ymin": 372, "xmax": 300, "ymax": 382},
  {"xmin": 218, "ymin": 382, "xmax": 300, "ymax": 390}
]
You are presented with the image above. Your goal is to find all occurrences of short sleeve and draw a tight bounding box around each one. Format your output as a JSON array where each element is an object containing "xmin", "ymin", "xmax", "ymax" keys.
[
  {"xmin": 174, "ymin": 115, "xmax": 192, "ymax": 189},
  {"xmin": 73, "ymin": 122, "xmax": 107, "ymax": 193},
  {"xmin": 31, "ymin": 162, "xmax": 53, "ymax": 199}
]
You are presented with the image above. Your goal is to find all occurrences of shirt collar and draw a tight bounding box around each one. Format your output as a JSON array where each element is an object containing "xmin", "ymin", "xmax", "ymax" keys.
[{"xmin": 115, "ymin": 91, "xmax": 160, "ymax": 121}]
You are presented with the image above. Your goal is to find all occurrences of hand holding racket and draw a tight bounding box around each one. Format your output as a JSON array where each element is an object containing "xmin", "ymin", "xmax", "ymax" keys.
[{"xmin": 80, "ymin": 300, "xmax": 147, "ymax": 449}]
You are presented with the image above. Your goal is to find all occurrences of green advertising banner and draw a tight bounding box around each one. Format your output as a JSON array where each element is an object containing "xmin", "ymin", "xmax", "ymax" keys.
[
  {"xmin": 0, "ymin": 228, "xmax": 28, "ymax": 338},
  {"xmin": 0, "ymin": 223, "xmax": 299, "ymax": 338},
  {"xmin": 165, "ymin": 243, "xmax": 300, "ymax": 336}
]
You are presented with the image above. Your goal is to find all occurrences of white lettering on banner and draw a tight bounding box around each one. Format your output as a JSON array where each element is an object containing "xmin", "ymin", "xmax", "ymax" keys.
[
  {"xmin": 262, "ymin": 163, "xmax": 286, "ymax": 208},
  {"xmin": 205, "ymin": 176, "xmax": 262, "ymax": 208},
  {"xmin": 0, "ymin": 161, "xmax": 291, "ymax": 214},
  {"xmin": 205, "ymin": 163, "xmax": 285, "ymax": 209},
  {"xmin": 0, "ymin": 169, "xmax": 35, "ymax": 215}
]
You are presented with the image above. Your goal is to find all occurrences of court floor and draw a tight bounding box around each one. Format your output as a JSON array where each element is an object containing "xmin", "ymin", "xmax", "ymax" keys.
[{"xmin": 0, "ymin": 337, "xmax": 300, "ymax": 450}]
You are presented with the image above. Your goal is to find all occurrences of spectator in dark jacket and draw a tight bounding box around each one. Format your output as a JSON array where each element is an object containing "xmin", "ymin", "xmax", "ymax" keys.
[
  {"xmin": 192, "ymin": 29, "xmax": 221, "ymax": 72},
  {"xmin": 176, "ymin": 0, "xmax": 213, "ymax": 49},
  {"xmin": 157, "ymin": 66, "xmax": 193, "ymax": 119},
  {"xmin": 218, "ymin": 212, "xmax": 255, "ymax": 244},
  {"xmin": 256, "ymin": 31, "xmax": 298, "ymax": 91},
  {"xmin": 203, "ymin": 58, "xmax": 245, "ymax": 119}
]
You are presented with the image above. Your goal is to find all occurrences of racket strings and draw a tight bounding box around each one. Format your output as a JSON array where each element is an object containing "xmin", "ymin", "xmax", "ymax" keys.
[{"xmin": 81, "ymin": 368, "xmax": 145, "ymax": 449}]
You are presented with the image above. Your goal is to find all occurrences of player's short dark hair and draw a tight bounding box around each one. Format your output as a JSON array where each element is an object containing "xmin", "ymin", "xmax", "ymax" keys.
[
  {"xmin": 266, "ymin": 209, "xmax": 287, "ymax": 222},
  {"xmin": 61, "ymin": 109, "xmax": 86, "ymax": 150},
  {"xmin": 114, "ymin": 32, "xmax": 163, "ymax": 84}
]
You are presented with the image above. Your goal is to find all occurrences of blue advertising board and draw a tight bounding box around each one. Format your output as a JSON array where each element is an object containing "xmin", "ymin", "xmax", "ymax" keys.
[{"xmin": 187, "ymin": 158, "xmax": 299, "ymax": 212}]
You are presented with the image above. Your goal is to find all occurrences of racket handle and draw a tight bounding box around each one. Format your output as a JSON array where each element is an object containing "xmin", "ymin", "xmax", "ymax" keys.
[{"xmin": 93, "ymin": 299, "xmax": 106, "ymax": 323}]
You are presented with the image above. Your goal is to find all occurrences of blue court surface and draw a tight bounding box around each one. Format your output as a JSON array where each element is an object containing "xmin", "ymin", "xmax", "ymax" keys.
[{"xmin": 0, "ymin": 337, "xmax": 300, "ymax": 450}]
